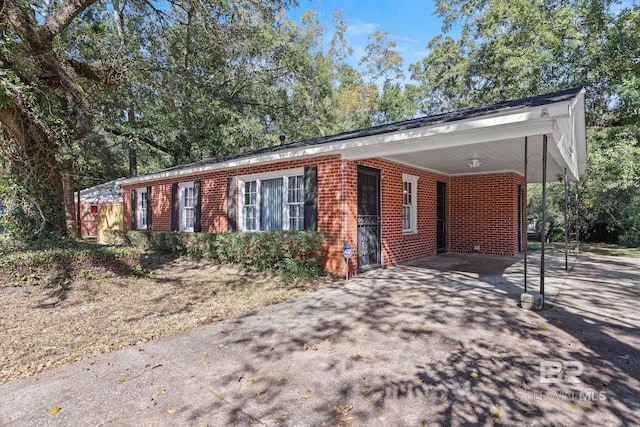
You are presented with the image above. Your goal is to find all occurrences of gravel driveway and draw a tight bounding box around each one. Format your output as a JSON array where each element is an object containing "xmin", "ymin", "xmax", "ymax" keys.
[{"xmin": 1, "ymin": 252, "xmax": 638, "ymax": 426}]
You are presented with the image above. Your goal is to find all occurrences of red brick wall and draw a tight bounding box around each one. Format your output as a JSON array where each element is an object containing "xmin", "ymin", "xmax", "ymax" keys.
[
  {"xmin": 122, "ymin": 157, "xmax": 525, "ymax": 274},
  {"xmin": 353, "ymin": 159, "xmax": 450, "ymax": 270},
  {"xmin": 448, "ymin": 173, "xmax": 525, "ymax": 256},
  {"xmin": 122, "ymin": 155, "xmax": 351, "ymax": 273}
]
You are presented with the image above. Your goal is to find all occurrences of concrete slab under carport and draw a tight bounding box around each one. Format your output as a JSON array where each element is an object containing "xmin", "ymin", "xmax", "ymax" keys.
[{"xmin": 0, "ymin": 252, "xmax": 638, "ymax": 426}]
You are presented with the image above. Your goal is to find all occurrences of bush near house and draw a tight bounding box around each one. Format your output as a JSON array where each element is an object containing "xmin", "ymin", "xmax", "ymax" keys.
[{"xmin": 103, "ymin": 230, "xmax": 324, "ymax": 281}]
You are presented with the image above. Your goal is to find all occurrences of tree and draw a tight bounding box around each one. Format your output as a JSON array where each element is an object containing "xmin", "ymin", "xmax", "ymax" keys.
[
  {"xmin": 408, "ymin": 35, "xmax": 474, "ymax": 114},
  {"xmin": 0, "ymin": 0, "xmax": 118, "ymax": 239},
  {"xmin": 412, "ymin": 0, "xmax": 640, "ymax": 245},
  {"xmin": 359, "ymin": 30, "xmax": 403, "ymax": 84},
  {"xmin": 0, "ymin": 0, "xmax": 297, "ymax": 241}
]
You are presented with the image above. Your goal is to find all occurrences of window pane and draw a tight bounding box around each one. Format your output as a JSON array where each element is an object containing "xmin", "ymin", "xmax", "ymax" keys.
[
  {"xmin": 287, "ymin": 175, "xmax": 304, "ymax": 231},
  {"xmin": 243, "ymin": 181, "xmax": 258, "ymax": 231},
  {"xmin": 260, "ymin": 178, "xmax": 283, "ymax": 230},
  {"xmin": 288, "ymin": 175, "xmax": 303, "ymax": 204},
  {"xmin": 138, "ymin": 191, "xmax": 147, "ymax": 227},
  {"xmin": 185, "ymin": 188, "xmax": 194, "ymax": 208},
  {"xmin": 402, "ymin": 179, "xmax": 414, "ymax": 232},
  {"xmin": 289, "ymin": 204, "xmax": 304, "ymax": 231},
  {"xmin": 244, "ymin": 206, "xmax": 257, "ymax": 231},
  {"xmin": 403, "ymin": 182, "xmax": 412, "ymax": 205},
  {"xmin": 403, "ymin": 206, "xmax": 410, "ymax": 230},
  {"xmin": 181, "ymin": 186, "xmax": 195, "ymax": 231},
  {"xmin": 245, "ymin": 181, "xmax": 257, "ymax": 205}
]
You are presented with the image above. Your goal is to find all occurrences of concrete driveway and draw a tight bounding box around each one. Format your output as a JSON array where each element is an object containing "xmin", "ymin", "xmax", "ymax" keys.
[{"xmin": 1, "ymin": 252, "xmax": 638, "ymax": 426}]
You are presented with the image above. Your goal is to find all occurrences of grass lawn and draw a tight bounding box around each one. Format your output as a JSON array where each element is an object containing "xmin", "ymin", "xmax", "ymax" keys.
[
  {"xmin": 0, "ymin": 244, "xmax": 335, "ymax": 384},
  {"xmin": 528, "ymin": 241, "xmax": 640, "ymax": 258}
]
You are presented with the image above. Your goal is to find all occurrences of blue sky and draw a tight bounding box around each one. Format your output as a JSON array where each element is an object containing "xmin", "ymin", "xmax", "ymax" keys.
[
  {"xmin": 287, "ymin": 0, "xmax": 450, "ymax": 79},
  {"xmin": 287, "ymin": 0, "xmax": 638, "ymax": 81}
]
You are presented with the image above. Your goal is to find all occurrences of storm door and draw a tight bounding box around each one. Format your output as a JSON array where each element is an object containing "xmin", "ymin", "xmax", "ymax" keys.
[{"xmin": 357, "ymin": 166, "xmax": 381, "ymax": 271}]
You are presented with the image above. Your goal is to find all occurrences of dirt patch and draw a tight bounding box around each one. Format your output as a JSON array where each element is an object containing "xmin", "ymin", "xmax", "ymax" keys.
[{"xmin": 0, "ymin": 255, "xmax": 335, "ymax": 384}]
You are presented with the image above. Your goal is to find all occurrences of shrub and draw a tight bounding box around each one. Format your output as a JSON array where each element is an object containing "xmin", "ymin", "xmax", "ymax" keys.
[{"xmin": 104, "ymin": 230, "xmax": 324, "ymax": 280}]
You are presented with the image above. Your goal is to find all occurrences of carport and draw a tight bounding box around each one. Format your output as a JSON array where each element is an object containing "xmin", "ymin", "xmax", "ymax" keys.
[{"xmin": 338, "ymin": 87, "xmax": 587, "ymax": 306}]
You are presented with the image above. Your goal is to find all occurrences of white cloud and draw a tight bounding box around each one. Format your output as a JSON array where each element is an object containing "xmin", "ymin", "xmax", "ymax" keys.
[{"xmin": 344, "ymin": 18, "xmax": 380, "ymax": 36}]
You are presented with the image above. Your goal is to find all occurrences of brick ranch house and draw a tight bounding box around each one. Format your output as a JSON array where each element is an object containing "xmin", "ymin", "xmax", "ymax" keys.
[{"xmin": 118, "ymin": 87, "xmax": 586, "ymax": 275}]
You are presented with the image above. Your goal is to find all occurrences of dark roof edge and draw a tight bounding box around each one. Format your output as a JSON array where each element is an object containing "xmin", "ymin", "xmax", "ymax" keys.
[{"xmin": 121, "ymin": 86, "xmax": 585, "ymax": 184}]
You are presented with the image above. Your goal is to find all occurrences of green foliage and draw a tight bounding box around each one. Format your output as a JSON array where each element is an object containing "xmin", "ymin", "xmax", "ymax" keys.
[
  {"xmin": 0, "ymin": 239, "xmax": 137, "ymax": 289},
  {"xmin": 412, "ymin": 0, "xmax": 640, "ymax": 246},
  {"xmin": 359, "ymin": 30, "xmax": 404, "ymax": 83},
  {"xmin": 0, "ymin": 242, "xmax": 133, "ymax": 270},
  {"xmin": 104, "ymin": 230, "xmax": 324, "ymax": 280}
]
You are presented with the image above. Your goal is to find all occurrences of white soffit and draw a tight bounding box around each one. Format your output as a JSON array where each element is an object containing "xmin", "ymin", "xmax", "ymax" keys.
[{"xmin": 382, "ymin": 136, "xmax": 568, "ymax": 183}]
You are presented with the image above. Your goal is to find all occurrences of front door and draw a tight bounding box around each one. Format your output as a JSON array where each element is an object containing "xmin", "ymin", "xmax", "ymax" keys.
[
  {"xmin": 357, "ymin": 166, "xmax": 381, "ymax": 271},
  {"xmin": 437, "ymin": 182, "xmax": 447, "ymax": 254}
]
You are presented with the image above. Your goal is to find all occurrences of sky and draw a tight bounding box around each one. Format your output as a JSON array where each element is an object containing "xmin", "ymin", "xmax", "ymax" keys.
[
  {"xmin": 287, "ymin": 0, "xmax": 638, "ymax": 81},
  {"xmin": 286, "ymin": 0, "xmax": 452, "ymax": 80}
]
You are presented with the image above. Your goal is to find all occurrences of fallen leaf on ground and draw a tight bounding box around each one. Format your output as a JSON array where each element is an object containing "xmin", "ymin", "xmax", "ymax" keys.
[
  {"xmin": 492, "ymin": 406, "xmax": 503, "ymax": 418},
  {"xmin": 48, "ymin": 407, "xmax": 61, "ymax": 415},
  {"xmin": 167, "ymin": 409, "xmax": 176, "ymax": 414},
  {"xmin": 341, "ymin": 416, "xmax": 354, "ymax": 422},
  {"xmin": 118, "ymin": 376, "xmax": 129, "ymax": 383},
  {"xmin": 334, "ymin": 405, "xmax": 353, "ymax": 415},
  {"xmin": 569, "ymin": 402, "xmax": 578, "ymax": 409},
  {"xmin": 540, "ymin": 324, "xmax": 548, "ymax": 330},
  {"xmin": 470, "ymin": 372, "xmax": 478, "ymax": 378},
  {"xmin": 157, "ymin": 388, "xmax": 165, "ymax": 394},
  {"xmin": 247, "ymin": 380, "xmax": 254, "ymax": 385},
  {"xmin": 363, "ymin": 396, "xmax": 371, "ymax": 401}
]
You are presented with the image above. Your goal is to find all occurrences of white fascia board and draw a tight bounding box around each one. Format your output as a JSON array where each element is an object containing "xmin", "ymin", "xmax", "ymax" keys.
[
  {"xmin": 571, "ymin": 89, "xmax": 587, "ymax": 178},
  {"xmin": 117, "ymin": 99, "xmax": 574, "ymax": 186},
  {"xmin": 341, "ymin": 120, "xmax": 555, "ymax": 160},
  {"xmin": 340, "ymin": 103, "xmax": 568, "ymax": 157},
  {"xmin": 549, "ymin": 89, "xmax": 586, "ymax": 181},
  {"xmin": 552, "ymin": 120, "xmax": 580, "ymax": 181},
  {"xmin": 545, "ymin": 133, "xmax": 577, "ymax": 181}
]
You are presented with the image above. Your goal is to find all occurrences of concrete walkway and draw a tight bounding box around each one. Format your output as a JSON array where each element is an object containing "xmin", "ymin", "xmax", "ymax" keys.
[{"xmin": 1, "ymin": 253, "xmax": 638, "ymax": 426}]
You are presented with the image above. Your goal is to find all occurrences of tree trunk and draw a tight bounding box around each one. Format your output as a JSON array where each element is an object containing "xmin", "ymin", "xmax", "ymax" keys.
[
  {"xmin": 127, "ymin": 108, "xmax": 137, "ymax": 177},
  {"xmin": 61, "ymin": 154, "xmax": 80, "ymax": 239},
  {"xmin": 0, "ymin": 108, "xmax": 68, "ymax": 240}
]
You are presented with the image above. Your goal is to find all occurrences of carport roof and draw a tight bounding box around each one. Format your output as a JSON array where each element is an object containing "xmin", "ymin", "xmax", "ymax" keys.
[{"xmin": 119, "ymin": 87, "xmax": 586, "ymax": 185}]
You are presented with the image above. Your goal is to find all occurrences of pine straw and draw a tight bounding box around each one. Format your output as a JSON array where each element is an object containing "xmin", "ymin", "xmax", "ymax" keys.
[{"xmin": 0, "ymin": 256, "xmax": 334, "ymax": 384}]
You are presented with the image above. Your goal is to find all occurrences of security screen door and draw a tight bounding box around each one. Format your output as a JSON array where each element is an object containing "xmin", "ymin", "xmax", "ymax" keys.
[{"xmin": 357, "ymin": 166, "xmax": 381, "ymax": 271}]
